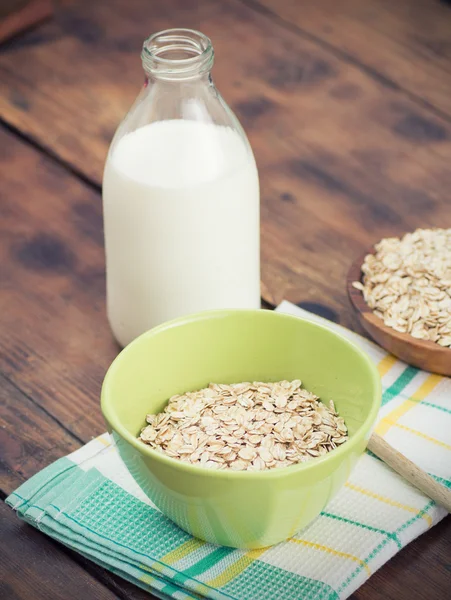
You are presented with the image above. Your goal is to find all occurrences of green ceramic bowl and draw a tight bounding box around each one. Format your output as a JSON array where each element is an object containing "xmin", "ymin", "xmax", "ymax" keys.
[{"xmin": 101, "ymin": 310, "xmax": 381, "ymax": 549}]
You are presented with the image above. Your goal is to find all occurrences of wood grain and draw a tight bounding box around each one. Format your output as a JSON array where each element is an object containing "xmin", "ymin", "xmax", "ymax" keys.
[
  {"xmin": 257, "ymin": 0, "xmax": 451, "ymax": 118},
  {"xmin": 0, "ymin": 0, "xmax": 53, "ymax": 44},
  {"xmin": 0, "ymin": 126, "xmax": 118, "ymax": 442},
  {"xmin": 0, "ymin": 370, "xmax": 157, "ymax": 599},
  {"xmin": 347, "ymin": 251, "xmax": 451, "ymax": 376},
  {"xmin": 0, "ymin": 501, "xmax": 120, "ymax": 600},
  {"xmin": 1, "ymin": 0, "xmax": 451, "ymax": 315},
  {"xmin": 0, "ymin": 373, "xmax": 80, "ymax": 493}
]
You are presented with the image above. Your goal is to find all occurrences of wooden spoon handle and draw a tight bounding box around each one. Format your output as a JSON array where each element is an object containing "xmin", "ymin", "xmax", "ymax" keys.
[{"xmin": 367, "ymin": 432, "xmax": 451, "ymax": 512}]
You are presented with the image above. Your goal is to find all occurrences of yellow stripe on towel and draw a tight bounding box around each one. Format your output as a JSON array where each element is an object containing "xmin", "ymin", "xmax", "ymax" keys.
[
  {"xmin": 345, "ymin": 482, "xmax": 432, "ymax": 526},
  {"xmin": 291, "ymin": 538, "xmax": 371, "ymax": 575},
  {"xmin": 377, "ymin": 355, "xmax": 398, "ymax": 378},
  {"xmin": 376, "ymin": 373, "xmax": 442, "ymax": 437},
  {"xmin": 140, "ymin": 571, "xmax": 157, "ymax": 586},
  {"xmin": 162, "ymin": 538, "xmax": 206, "ymax": 566},
  {"xmin": 411, "ymin": 374, "xmax": 444, "ymax": 400},
  {"xmin": 386, "ymin": 422, "xmax": 451, "ymax": 451},
  {"xmin": 96, "ymin": 435, "xmax": 111, "ymax": 447},
  {"xmin": 205, "ymin": 548, "xmax": 268, "ymax": 587},
  {"xmin": 144, "ymin": 538, "xmax": 206, "ymax": 577}
]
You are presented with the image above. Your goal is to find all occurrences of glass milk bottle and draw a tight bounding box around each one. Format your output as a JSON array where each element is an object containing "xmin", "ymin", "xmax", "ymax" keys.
[{"xmin": 103, "ymin": 29, "xmax": 260, "ymax": 347}]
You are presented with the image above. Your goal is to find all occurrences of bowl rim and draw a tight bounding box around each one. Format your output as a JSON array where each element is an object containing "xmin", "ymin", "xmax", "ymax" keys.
[{"xmin": 101, "ymin": 309, "xmax": 382, "ymax": 479}]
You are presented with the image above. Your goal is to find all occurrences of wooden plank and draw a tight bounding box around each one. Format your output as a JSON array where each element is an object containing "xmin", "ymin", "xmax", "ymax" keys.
[
  {"xmin": 1, "ymin": 0, "xmax": 451, "ymax": 312},
  {"xmin": 0, "ymin": 376, "xmax": 156, "ymax": 600},
  {"xmin": 0, "ymin": 126, "xmax": 117, "ymax": 441},
  {"xmin": 0, "ymin": 0, "xmax": 53, "ymax": 44},
  {"xmin": 256, "ymin": 0, "xmax": 451, "ymax": 119},
  {"xmin": 0, "ymin": 373, "xmax": 80, "ymax": 493},
  {"xmin": 0, "ymin": 501, "xmax": 121, "ymax": 600}
]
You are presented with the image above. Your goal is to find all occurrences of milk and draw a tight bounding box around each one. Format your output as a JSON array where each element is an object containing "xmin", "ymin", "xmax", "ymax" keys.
[{"xmin": 102, "ymin": 119, "xmax": 260, "ymax": 347}]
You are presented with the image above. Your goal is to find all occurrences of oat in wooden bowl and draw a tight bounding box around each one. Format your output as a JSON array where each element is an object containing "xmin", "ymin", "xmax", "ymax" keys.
[
  {"xmin": 352, "ymin": 228, "xmax": 451, "ymax": 348},
  {"xmin": 139, "ymin": 380, "xmax": 348, "ymax": 471}
]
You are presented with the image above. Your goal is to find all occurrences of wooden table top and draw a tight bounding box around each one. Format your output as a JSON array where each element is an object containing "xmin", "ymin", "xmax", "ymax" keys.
[{"xmin": 1, "ymin": 1, "xmax": 450, "ymax": 598}]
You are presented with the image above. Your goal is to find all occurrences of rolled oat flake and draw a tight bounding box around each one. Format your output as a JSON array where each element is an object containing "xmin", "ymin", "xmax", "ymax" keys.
[{"xmin": 139, "ymin": 380, "xmax": 348, "ymax": 471}]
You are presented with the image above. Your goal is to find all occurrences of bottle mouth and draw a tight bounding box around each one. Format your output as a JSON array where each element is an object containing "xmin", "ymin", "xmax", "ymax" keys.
[{"xmin": 142, "ymin": 28, "xmax": 214, "ymax": 80}]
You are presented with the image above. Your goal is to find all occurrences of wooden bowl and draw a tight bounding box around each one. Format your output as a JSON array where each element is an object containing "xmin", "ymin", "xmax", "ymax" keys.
[{"xmin": 347, "ymin": 250, "xmax": 451, "ymax": 376}]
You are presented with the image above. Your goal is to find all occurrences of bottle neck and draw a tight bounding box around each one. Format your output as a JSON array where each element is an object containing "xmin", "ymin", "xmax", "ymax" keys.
[
  {"xmin": 144, "ymin": 72, "xmax": 213, "ymax": 89},
  {"xmin": 141, "ymin": 29, "xmax": 214, "ymax": 82}
]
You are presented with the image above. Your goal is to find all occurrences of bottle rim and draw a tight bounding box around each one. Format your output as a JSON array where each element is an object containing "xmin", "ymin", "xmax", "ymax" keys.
[{"xmin": 142, "ymin": 28, "xmax": 214, "ymax": 80}]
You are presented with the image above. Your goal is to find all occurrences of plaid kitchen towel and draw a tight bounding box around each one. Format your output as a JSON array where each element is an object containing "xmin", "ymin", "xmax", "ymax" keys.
[{"xmin": 6, "ymin": 302, "xmax": 451, "ymax": 600}]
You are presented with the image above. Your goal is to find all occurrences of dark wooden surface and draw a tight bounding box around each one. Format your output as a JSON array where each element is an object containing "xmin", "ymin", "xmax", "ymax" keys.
[
  {"xmin": 0, "ymin": 501, "xmax": 119, "ymax": 600},
  {"xmin": 0, "ymin": 0, "xmax": 53, "ymax": 44},
  {"xmin": 0, "ymin": 0, "xmax": 450, "ymax": 599}
]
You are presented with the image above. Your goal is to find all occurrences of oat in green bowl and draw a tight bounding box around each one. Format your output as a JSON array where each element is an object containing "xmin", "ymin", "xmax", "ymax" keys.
[
  {"xmin": 138, "ymin": 379, "xmax": 349, "ymax": 470},
  {"xmin": 101, "ymin": 309, "xmax": 381, "ymax": 549}
]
